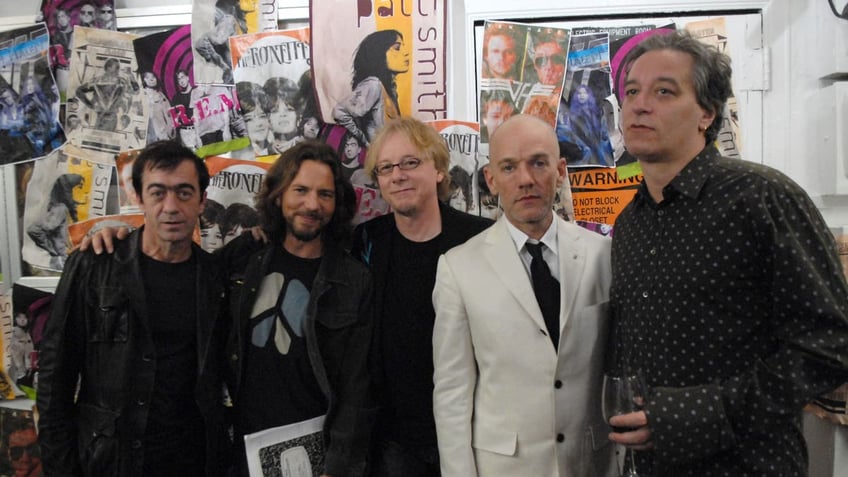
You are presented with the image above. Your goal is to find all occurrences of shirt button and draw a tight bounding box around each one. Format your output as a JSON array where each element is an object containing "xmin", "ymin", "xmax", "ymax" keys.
[
  {"xmin": 642, "ymin": 291, "xmax": 649, "ymax": 298},
  {"xmin": 230, "ymin": 354, "xmax": 239, "ymax": 361},
  {"xmin": 554, "ymin": 380, "xmax": 562, "ymax": 389},
  {"xmin": 649, "ymin": 248, "xmax": 657, "ymax": 255},
  {"xmin": 556, "ymin": 433, "xmax": 564, "ymax": 442},
  {"xmin": 657, "ymin": 210, "xmax": 665, "ymax": 216},
  {"xmin": 142, "ymin": 354, "xmax": 152, "ymax": 362},
  {"xmin": 137, "ymin": 398, "xmax": 146, "ymax": 406}
]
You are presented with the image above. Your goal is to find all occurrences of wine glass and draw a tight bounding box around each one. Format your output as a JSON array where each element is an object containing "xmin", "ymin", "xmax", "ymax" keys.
[{"xmin": 602, "ymin": 372, "xmax": 646, "ymax": 477}]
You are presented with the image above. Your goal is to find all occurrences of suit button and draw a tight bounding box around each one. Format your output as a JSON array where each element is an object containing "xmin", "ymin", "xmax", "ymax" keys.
[
  {"xmin": 554, "ymin": 380, "xmax": 562, "ymax": 389},
  {"xmin": 137, "ymin": 399, "xmax": 146, "ymax": 406},
  {"xmin": 230, "ymin": 354, "xmax": 239, "ymax": 361},
  {"xmin": 556, "ymin": 433, "xmax": 564, "ymax": 442},
  {"xmin": 131, "ymin": 440, "xmax": 142, "ymax": 449},
  {"xmin": 142, "ymin": 354, "xmax": 152, "ymax": 362}
]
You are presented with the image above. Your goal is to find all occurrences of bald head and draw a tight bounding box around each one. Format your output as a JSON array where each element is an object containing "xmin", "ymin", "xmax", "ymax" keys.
[
  {"xmin": 485, "ymin": 114, "xmax": 565, "ymax": 238},
  {"xmin": 490, "ymin": 114, "xmax": 560, "ymax": 159}
]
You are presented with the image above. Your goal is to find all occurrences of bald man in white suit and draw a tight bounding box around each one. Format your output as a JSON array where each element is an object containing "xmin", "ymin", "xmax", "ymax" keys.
[{"xmin": 432, "ymin": 114, "xmax": 616, "ymax": 476}]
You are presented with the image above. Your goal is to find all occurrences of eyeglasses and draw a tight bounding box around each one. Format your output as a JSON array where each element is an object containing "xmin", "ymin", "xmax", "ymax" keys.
[
  {"xmin": 373, "ymin": 157, "xmax": 422, "ymax": 177},
  {"xmin": 9, "ymin": 444, "xmax": 39, "ymax": 460},
  {"xmin": 534, "ymin": 55, "xmax": 565, "ymax": 68}
]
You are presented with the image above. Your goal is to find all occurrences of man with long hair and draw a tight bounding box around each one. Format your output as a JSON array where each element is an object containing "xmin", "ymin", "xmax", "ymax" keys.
[{"xmin": 218, "ymin": 140, "xmax": 375, "ymax": 477}]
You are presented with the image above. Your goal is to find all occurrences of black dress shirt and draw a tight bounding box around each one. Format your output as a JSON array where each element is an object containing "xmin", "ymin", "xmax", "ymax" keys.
[{"xmin": 609, "ymin": 146, "xmax": 848, "ymax": 476}]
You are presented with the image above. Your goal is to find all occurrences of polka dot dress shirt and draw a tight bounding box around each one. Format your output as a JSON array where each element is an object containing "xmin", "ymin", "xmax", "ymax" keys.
[{"xmin": 609, "ymin": 146, "xmax": 848, "ymax": 476}]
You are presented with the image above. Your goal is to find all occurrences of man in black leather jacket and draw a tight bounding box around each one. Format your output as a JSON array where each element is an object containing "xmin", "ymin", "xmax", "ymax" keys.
[
  {"xmin": 218, "ymin": 140, "xmax": 375, "ymax": 477},
  {"xmin": 37, "ymin": 141, "xmax": 230, "ymax": 477}
]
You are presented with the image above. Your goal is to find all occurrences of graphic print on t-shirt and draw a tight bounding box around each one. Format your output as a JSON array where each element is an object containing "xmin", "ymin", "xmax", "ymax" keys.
[{"xmin": 249, "ymin": 271, "xmax": 310, "ymax": 355}]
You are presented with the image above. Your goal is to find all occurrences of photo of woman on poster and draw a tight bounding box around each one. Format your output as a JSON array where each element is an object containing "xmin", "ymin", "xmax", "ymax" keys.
[
  {"xmin": 332, "ymin": 29, "xmax": 409, "ymax": 146},
  {"xmin": 141, "ymin": 70, "xmax": 174, "ymax": 143},
  {"xmin": 264, "ymin": 77, "xmax": 303, "ymax": 154},
  {"xmin": 237, "ymin": 81, "xmax": 273, "ymax": 157}
]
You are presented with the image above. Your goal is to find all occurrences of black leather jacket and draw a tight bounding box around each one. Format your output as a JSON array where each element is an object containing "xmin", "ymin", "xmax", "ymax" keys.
[
  {"xmin": 220, "ymin": 235, "xmax": 376, "ymax": 477},
  {"xmin": 37, "ymin": 229, "xmax": 230, "ymax": 477}
]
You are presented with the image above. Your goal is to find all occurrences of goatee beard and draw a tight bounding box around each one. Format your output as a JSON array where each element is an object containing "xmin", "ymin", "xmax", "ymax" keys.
[
  {"xmin": 289, "ymin": 227, "xmax": 321, "ymax": 242},
  {"xmin": 392, "ymin": 204, "xmax": 418, "ymax": 218}
]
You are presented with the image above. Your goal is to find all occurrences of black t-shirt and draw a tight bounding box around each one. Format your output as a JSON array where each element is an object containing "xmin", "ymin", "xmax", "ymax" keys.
[
  {"xmin": 140, "ymin": 252, "xmax": 206, "ymax": 477},
  {"xmin": 235, "ymin": 247, "xmax": 327, "ymax": 436},
  {"xmin": 381, "ymin": 229, "xmax": 441, "ymax": 447}
]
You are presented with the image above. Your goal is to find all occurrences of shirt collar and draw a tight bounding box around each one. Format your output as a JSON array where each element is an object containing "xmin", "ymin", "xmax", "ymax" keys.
[
  {"xmin": 504, "ymin": 215, "xmax": 559, "ymax": 257},
  {"xmin": 634, "ymin": 146, "xmax": 719, "ymax": 204}
]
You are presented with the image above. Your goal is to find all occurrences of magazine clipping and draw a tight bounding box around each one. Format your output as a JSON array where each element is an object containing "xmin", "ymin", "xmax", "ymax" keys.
[
  {"xmin": 0, "ymin": 405, "xmax": 41, "ymax": 477},
  {"xmin": 134, "ymin": 26, "xmax": 250, "ymax": 158},
  {"xmin": 685, "ymin": 17, "xmax": 743, "ymax": 159},
  {"xmin": 244, "ymin": 414, "xmax": 325, "ymax": 477},
  {"xmin": 202, "ymin": 156, "xmax": 271, "ymax": 252},
  {"xmin": 559, "ymin": 32, "xmax": 615, "ymax": 168},
  {"xmin": 5, "ymin": 283, "xmax": 56, "ymax": 402},
  {"xmin": 0, "ymin": 24, "xmax": 65, "ymax": 166},
  {"xmin": 21, "ymin": 146, "xmax": 117, "ymax": 272},
  {"xmin": 0, "ymin": 293, "xmax": 24, "ymax": 401},
  {"xmin": 65, "ymin": 27, "xmax": 144, "ymax": 159},
  {"xmin": 426, "ymin": 120, "xmax": 487, "ymax": 216},
  {"xmin": 478, "ymin": 22, "xmax": 569, "ymax": 145},
  {"xmin": 310, "ymin": 0, "xmax": 448, "ymax": 145},
  {"xmin": 229, "ymin": 27, "xmax": 312, "ymax": 159},
  {"xmin": 38, "ymin": 0, "xmax": 118, "ymax": 99}
]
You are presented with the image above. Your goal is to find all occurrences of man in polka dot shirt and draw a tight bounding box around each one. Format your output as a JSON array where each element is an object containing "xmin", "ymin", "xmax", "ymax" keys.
[{"xmin": 607, "ymin": 30, "xmax": 848, "ymax": 476}]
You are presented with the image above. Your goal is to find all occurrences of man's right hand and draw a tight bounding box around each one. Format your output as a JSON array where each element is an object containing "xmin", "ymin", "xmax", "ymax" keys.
[{"xmin": 78, "ymin": 226, "xmax": 130, "ymax": 254}]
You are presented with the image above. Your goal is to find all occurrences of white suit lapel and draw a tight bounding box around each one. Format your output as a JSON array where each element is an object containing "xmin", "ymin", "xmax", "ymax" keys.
[
  {"xmin": 483, "ymin": 218, "xmax": 548, "ymax": 332},
  {"xmin": 556, "ymin": 218, "xmax": 586, "ymax": 334}
]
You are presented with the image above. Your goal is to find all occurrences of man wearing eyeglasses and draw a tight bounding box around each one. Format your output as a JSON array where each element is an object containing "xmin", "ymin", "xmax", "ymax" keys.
[
  {"xmin": 350, "ymin": 117, "xmax": 492, "ymax": 476},
  {"xmin": 531, "ymin": 34, "xmax": 566, "ymax": 86}
]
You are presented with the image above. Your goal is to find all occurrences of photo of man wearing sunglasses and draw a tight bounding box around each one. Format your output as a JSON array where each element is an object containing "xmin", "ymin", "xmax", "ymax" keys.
[
  {"xmin": 96, "ymin": 4, "xmax": 116, "ymax": 30},
  {"xmin": 4, "ymin": 417, "xmax": 41, "ymax": 477},
  {"xmin": 78, "ymin": 3, "xmax": 96, "ymax": 27},
  {"xmin": 529, "ymin": 32, "xmax": 567, "ymax": 86}
]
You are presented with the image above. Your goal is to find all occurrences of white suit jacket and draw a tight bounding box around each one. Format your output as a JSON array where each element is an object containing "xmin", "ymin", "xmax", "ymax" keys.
[{"xmin": 433, "ymin": 216, "xmax": 616, "ymax": 477}]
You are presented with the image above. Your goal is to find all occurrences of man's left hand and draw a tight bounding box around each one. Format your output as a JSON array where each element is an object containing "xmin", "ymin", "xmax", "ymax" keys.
[{"xmin": 608, "ymin": 410, "xmax": 653, "ymax": 451}]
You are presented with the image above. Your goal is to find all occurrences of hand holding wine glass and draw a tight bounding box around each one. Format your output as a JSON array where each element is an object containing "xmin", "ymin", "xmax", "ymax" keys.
[{"xmin": 603, "ymin": 372, "xmax": 651, "ymax": 476}]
